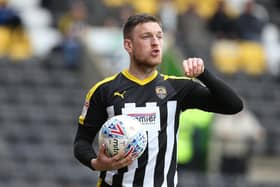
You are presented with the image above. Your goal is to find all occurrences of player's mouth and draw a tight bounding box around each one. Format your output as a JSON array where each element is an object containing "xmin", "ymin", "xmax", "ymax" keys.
[{"xmin": 151, "ymin": 49, "xmax": 160, "ymax": 57}]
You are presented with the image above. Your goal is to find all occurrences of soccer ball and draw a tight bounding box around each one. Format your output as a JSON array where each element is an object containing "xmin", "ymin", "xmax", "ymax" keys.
[{"xmin": 98, "ymin": 115, "xmax": 147, "ymax": 160}]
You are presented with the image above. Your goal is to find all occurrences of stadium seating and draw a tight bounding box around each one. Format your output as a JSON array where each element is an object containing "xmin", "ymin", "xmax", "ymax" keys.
[
  {"xmin": 238, "ymin": 41, "xmax": 267, "ymax": 76},
  {"xmin": 0, "ymin": 60, "xmax": 99, "ymax": 187},
  {"xmin": 211, "ymin": 39, "xmax": 240, "ymax": 75}
]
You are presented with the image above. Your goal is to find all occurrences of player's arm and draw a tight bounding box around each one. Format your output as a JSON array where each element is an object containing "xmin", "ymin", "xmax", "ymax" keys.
[
  {"xmin": 74, "ymin": 125, "xmax": 98, "ymax": 170},
  {"xmin": 74, "ymin": 88, "xmax": 105, "ymax": 170},
  {"xmin": 74, "ymin": 86, "xmax": 133, "ymax": 171},
  {"xmin": 182, "ymin": 58, "xmax": 243, "ymax": 114}
]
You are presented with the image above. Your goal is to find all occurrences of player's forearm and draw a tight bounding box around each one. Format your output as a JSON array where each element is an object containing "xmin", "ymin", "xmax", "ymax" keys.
[
  {"xmin": 74, "ymin": 139, "xmax": 96, "ymax": 169},
  {"xmin": 197, "ymin": 69, "xmax": 243, "ymax": 114},
  {"xmin": 73, "ymin": 126, "xmax": 97, "ymax": 170}
]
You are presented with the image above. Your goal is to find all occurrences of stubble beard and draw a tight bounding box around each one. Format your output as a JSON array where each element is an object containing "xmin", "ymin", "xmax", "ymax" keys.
[{"xmin": 132, "ymin": 53, "xmax": 161, "ymax": 70}]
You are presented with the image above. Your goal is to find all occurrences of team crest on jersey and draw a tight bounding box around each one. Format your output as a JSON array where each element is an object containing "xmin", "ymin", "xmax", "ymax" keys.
[{"xmin": 155, "ymin": 86, "xmax": 167, "ymax": 99}]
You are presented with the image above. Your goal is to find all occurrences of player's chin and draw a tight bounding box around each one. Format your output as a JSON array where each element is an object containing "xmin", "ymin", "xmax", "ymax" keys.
[
  {"xmin": 146, "ymin": 61, "xmax": 161, "ymax": 68},
  {"xmin": 149, "ymin": 57, "xmax": 162, "ymax": 66},
  {"xmin": 140, "ymin": 57, "xmax": 161, "ymax": 68}
]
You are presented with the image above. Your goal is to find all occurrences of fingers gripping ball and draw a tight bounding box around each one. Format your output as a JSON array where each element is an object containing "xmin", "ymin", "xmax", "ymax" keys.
[{"xmin": 98, "ymin": 115, "xmax": 147, "ymax": 160}]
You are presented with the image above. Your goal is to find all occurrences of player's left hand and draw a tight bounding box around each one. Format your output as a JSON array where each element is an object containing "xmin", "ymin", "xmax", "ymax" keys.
[
  {"xmin": 91, "ymin": 144, "xmax": 133, "ymax": 171},
  {"xmin": 183, "ymin": 58, "xmax": 205, "ymax": 78}
]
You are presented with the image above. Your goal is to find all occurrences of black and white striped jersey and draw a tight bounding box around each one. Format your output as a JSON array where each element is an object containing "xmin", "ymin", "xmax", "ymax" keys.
[{"xmin": 74, "ymin": 69, "xmax": 243, "ymax": 187}]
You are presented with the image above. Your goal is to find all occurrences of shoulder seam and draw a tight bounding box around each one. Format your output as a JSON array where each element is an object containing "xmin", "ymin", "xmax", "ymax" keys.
[
  {"xmin": 85, "ymin": 74, "xmax": 118, "ymax": 101},
  {"xmin": 160, "ymin": 74, "xmax": 192, "ymax": 80},
  {"xmin": 79, "ymin": 74, "xmax": 118, "ymax": 125}
]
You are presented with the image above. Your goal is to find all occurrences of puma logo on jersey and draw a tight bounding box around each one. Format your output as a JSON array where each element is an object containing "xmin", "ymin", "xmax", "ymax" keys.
[{"xmin": 114, "ymin": 91, "xmax": 126, "ymax": 99}]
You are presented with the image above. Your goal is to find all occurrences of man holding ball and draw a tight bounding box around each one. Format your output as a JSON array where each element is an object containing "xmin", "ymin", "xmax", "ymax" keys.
[{"xmin": 74, "ymin": 13, "xmax": 243, "ymax": 187}]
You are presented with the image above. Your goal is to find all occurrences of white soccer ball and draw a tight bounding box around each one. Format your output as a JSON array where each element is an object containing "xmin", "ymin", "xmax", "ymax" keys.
[{"xmin": 98, "ymin": 115, "xmax": 147, "ymax": 160}]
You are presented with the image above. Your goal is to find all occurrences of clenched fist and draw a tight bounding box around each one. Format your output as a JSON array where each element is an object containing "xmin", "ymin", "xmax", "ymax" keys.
[{"xmin": 183, "ymin": 58, "xmax": 205, "ymax": 78}]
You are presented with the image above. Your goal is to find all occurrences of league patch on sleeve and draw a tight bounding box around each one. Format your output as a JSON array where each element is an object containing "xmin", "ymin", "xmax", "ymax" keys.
[{"xmin": 79, "ymin": 100, "xmax": 89, "ymax": 124}]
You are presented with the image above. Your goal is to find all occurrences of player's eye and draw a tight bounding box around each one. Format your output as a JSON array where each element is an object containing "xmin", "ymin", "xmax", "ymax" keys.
[
  {"xmin": 157, "ymin": 35, "xmax": 163, "ymax": 39},
  {"xmin": 142, "ymin": 35, "xmax": 151, "ymax": 39}
]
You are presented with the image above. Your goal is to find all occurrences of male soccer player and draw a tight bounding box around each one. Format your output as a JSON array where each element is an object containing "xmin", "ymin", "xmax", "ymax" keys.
[{"xmin": 74, "ymin": 14, "xmax": 243, "ymax": 187}]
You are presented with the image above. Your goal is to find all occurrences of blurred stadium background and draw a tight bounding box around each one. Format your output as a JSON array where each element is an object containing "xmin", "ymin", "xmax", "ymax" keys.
[{"xmin": 0, "ymin": 0, "xmax": 280, "ymax": 186}]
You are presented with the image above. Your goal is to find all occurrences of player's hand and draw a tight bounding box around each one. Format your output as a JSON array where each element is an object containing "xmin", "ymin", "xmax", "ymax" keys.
[
  {"xmin": 183, "ymin": 58, "xmax": 205, "ymax": 78},
  {"xmin": 91, "ymin": 144, "xmax": 133, "ymax": 171}
]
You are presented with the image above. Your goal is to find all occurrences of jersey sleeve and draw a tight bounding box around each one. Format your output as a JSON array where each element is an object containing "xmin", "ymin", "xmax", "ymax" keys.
[
  {"xmin": 181, "ymin": 69, "xmax": 243, "ymax": 114},
  {"xmin": 78, "ymin": 86, "xmax": 108, "ymax": 127},
  {"xmin": 74, "ymin": 84, "xmax": 108, "ymax": 170}
]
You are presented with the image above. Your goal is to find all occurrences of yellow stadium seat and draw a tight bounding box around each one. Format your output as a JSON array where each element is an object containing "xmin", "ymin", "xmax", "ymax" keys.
[
  {"xmin": 0, "ymin": 26, "xmax": 11, "ymax": 57},
  {"xmin": 103, "ymin": 0, "xmax": 127, "ymax": 7},
  {"xmin": 175, "ymin": 0, "xmax": 220, "ymax": 19},
  {"xmin": 238, "ymin": 41, "xmax": 266, "ymax": 76},
  {"xmin": 8, "ymin": 29, "xmax": 33, "ymax": 61},
  {"xmin": 196, "ymin": 0, "xmax": 219, "ymax": 19},
  {"xmin": 129, "ymin": 0, "xmax": 158, "ymax": 15},
  {"xmin": 211, "ymin": 39, "xmax": 240, "ymax": 74},
  {"xmin": 174, "ymin": 0, "xmax": 193, "ymax": 14}
]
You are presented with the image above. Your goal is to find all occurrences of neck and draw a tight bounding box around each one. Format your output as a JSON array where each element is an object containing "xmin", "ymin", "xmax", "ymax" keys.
[{"xmin": 128, "ymin": 64, "xmax": 157, "ymax": 80}]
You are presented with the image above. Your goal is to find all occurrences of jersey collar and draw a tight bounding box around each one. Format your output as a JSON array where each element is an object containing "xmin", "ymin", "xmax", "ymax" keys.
[{"xmin": 121, "ymin": 69, "xmax": 158, "ymax": 86}]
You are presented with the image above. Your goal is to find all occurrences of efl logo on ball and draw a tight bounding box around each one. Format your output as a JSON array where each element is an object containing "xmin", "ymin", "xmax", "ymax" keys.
[{"xmin": 98, "ymin": 115, "xmax": 147, "ymax": 160}]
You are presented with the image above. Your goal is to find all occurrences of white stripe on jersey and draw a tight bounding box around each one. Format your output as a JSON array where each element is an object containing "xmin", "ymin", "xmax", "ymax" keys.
[
  {"xmin": 162, "ymin": 101, "xmax": 177, "ymax": 187},
  {"xmin": 106, "ymin": 106, "xmax": 115, "ymax": 119},
  {"xmin": 105, "ymin": 170, "xmax": 117, "ymax": 185},
  {"xmin": 122, "ymin": 161, "xmax": 138, "ymax": 186},
  {"xmin": 143, "ymin": 130, "xmax": 159, "ymax": 187},
  {"xmin": 174, "ymin": 170, "xmax": 178, "ymax": 186}
]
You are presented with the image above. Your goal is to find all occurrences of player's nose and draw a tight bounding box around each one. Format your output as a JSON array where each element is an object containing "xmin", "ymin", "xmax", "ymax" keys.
[{"xmin": 151, "ymin": 36, "xmax": 160, "ymax": 46}]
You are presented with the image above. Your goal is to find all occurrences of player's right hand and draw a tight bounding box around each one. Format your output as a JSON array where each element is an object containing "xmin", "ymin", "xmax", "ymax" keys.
[
  {"xmin": 91, "ymin": 144, "xmax": 133, "ymax": 171},
  {"xmin": 183, "ymin": 58, "xmax": 205, "ymax": 78}
]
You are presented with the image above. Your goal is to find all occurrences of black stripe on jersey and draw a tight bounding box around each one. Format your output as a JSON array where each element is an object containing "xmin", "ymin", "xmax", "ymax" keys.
[
  {"xmin": 100, "ymin": 171, "xmax": 106, "ymax": 179},
  {"xmin": 133, "ymin": 135, "xmax": 148, "ymax": 187},
  {"xmin": 99, "ymin": 171, "xmax": 106, "ymax": 185},
  {"xmin": 112, "ymin": 173, "xmax": 123, "ymax": 186},
  {"xmin": 154, "ymin": 103, "xmax": 168, "ymax": 187}
]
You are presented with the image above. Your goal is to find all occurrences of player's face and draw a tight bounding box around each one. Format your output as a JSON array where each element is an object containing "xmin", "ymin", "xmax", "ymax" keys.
[{"xmin": 125, "ymin": 22, "xmax": 163, "ymax": 68}]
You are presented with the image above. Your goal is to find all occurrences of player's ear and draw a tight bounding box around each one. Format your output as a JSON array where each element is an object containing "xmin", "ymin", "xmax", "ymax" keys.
[{"xmin": 124, "ymin": 38, "xmax": 132, "ymax": 53}]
